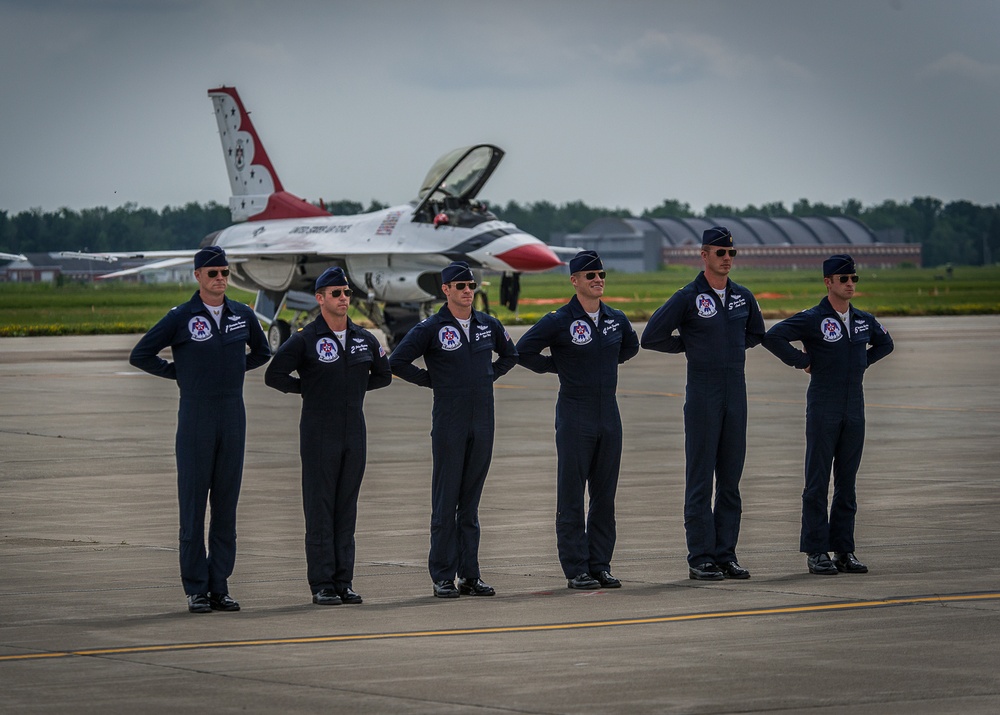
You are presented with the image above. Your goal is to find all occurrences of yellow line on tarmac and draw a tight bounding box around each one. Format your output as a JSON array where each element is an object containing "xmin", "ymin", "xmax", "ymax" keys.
[
  {"xmin": 501, "ymin": 383, "xmax": 998, "ymax": 413},
  {"xmin": 2, "ymin": 592, "xmax": 997, "ymax": 663}
]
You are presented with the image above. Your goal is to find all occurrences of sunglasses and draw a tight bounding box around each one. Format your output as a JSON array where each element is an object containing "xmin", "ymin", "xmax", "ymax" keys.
[
  {"xmin": 711, "ymin": 249, "xmax": 738, "ymax": 258},
  {"xmin": 583, "ymin": 271, "xmax": 607, "ymax": 280},
  {"xmin": 450, "ymin": 282, "xmax": 477, "ymax": 291},
  {"xmin": 326, "ymin": 288, "xmax": 353, "ymax": 297},
  {"xmin": 205, "ymin": 269, "xmax": 230, "ymax": 278},
  {"xmin": 837, "ymin": 275, "xmax": 860, "ymax": 284}
]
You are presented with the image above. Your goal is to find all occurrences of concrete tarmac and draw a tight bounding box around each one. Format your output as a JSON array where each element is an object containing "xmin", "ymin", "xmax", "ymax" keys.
[{"xmin": 1, "ymin": 316, "xmax": 998, "ymax": 714}]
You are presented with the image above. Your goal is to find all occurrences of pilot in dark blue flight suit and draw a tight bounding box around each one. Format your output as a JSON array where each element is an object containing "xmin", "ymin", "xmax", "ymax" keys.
[
  {"xmin": 264, "ymin": 267, "xmax": 392, "ymax": 605},
  {"xmin": 389, "ymin": 261, "xmax": 518, "ymax": 599},
  {"xmin": 129, "ymin": 246, "xmax": 270, "ymax": 613},
  {"xmin": 516, "ymin": 251, "xmax": 639, "ymax": 590},
  {"xmin": 763, "ymin": 254, "xmax": 893, "ymax": 576},
  {"xmin": 641, "ymin": 227, "xmax": 764, "ymax": 581}
]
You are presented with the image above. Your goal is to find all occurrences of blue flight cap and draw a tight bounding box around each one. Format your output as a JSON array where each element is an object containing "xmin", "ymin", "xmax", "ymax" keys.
[
  {"xmin": 315, "ymin": 266, "xmax": 349, "ymax": 292},
  {"xmin": 194, "ymin": 245, "xmax": 227, "ymax": 269},
  {"xmin": 569, "ymin": 250, "xmax": 603, "ymax": 274},
  {"xmin": 702, "ymin": 226, "xmax": 733, "ymax": 248},
  {"xmin": 441, "ymin": 261, "xmax": 474, "ymax": 284},
  {"xmin": 823, "ymin": 254, "xmax": 856, "ymax": 276}
]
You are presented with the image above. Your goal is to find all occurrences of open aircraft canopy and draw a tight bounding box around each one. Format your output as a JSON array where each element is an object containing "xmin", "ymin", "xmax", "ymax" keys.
[{"xmin": 413, "ymin": 144, "xmax": 505, "ymax": 216}]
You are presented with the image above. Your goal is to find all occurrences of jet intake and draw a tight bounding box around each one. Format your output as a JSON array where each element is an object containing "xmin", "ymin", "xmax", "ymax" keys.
[{"xmin": 233, "ymin": 258, "xmax": 298, "ymax": 292}]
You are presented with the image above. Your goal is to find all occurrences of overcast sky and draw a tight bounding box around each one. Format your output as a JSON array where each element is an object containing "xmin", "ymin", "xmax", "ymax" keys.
[{"xmin": 2, "ymin": 0, "xmax": 998, "ymax": 219}]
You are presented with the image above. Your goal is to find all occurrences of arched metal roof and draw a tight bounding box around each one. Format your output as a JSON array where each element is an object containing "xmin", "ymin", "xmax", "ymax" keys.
[
  {"xmin": 826, "ymin": 216, "xmax": 875, "ymax": 244},
  {"xmin": 576, "ymin": 215, "xmax": 879, "ymax": 247}
]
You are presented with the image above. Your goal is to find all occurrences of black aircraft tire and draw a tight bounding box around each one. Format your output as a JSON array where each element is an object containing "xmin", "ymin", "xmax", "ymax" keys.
[{"xmin": 268, "ymin": 319, "xmax": 291, "ymax": 352}]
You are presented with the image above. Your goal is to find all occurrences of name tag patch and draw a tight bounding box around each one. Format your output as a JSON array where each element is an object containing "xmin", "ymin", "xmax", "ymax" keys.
[{"xmin": 350, "ymin": 338, "xmax": 370, "ymax": 355}]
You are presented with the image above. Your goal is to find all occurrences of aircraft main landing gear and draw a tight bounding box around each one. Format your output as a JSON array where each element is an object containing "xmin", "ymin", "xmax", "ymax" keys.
[
  {"xmin": 473, "ymin": 288, "xmax": 490, "ymax": 315},
  {"xmin": 268, "ymin": 319, "xmax": 291, "ymax": 353},
  {"xmin": 353, "ymin": 295, "xmax": 430, "ymax": 352}
]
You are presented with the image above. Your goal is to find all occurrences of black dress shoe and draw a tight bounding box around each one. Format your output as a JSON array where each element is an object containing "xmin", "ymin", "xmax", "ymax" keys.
[
  {"xmin": 807, "ymin": 552, "xmax": 839, "ymax": 575},
  {"xmin": 187, "ymin": 593, "xmax": 211, "ymax": 613},
  {"xmin": 590, "ymin": 571, "xmax": 622, "ymax": 588},
  {"xmin": 567, "ymin": 573, "xmax": 600, "ymax": 589},
  {"xmin": 209, "ymin": 592, "xmax": 240, "ymax": 611},
  {"xmin": 834, "ymin": 552, "xmax": 868, "ymax": 574},
  {"xmin": 688, "ymin": 562, "xmax": 725, "ymax": 581},
  {"xmin": 336, "ymin": 587, "xmax": 363, "ymax": 604},
  {"xmin": 718, "ymin": 561, "xmax": 751, "ymax": 579},
  {"xmin": 458, "ymin": 577, "xmax": 496, "ymax": 596},
  {"xmin": 312, "ymin": 588, "xmax": 342, "ymax": 605},
  {"xmin": 433, "ymin": 580, "xmax": 460, "ymax": 598}
]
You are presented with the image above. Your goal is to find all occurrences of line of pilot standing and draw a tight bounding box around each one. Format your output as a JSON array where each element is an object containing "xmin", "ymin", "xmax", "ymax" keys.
[{"xmin": 130, "ymin": 232, "xmax": 893, "ymax": 613}]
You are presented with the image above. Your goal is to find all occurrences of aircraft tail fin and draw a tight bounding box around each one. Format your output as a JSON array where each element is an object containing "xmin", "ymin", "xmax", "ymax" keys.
[{"xmin": 208, "ymin": 86, "xmax": 329, "ymax": 222}]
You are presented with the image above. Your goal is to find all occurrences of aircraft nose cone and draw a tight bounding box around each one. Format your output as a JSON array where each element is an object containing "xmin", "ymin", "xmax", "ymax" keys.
[{"xmin": 495, "ymin": 243, "xmax": 562, "ymax": 271}]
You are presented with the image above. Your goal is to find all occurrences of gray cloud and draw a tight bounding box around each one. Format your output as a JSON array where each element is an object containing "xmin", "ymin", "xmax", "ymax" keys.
[
  {"xmin": 918, "ymin": 52, "xmax": 1000, "ymax": 85},
  {"xmin": 1, "ymin": 0, "xmax": 998, "ymax": 218},
  {"xmin": 601, "ymin": 30, "xmax": 814, "ymax": 84}
]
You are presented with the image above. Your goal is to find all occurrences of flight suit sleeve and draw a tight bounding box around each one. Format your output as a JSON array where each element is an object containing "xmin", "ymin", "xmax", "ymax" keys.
[
  {"xmin": 491, "ymin": 320, "xmax": 518, "ymax": 380},
  {"xmin": 129, "ymin": 310, "xmax": 179, "ymax": 380},
  {"xmin": 264, "ymin": 332, "xmax": 305, "ymax": 394},
  {"xmin": 745, "ymin": 296, "xmax": 765, "ymax": 350},
  {"xmin": 389, "ymin": 324, "xmax": 433, "ymax": 388},
  {"xmin": 762, "ymin": 314, "xmax": 811, "ymax": 369},
  {"xmin": 515, "ymin": 315, "xmax": 558, "ymax": 374},
  {"xmin": 640, "ymin": 292, "xmax": 686, "ymax": 353},
  {"xmin": 866, "ymin": 318, "xmax": 894, "ymax": 367},
  {"xmin": 619, "ymin": 317, "xmax": 640, "ymax": 364},
  {"xmin": 367, "ymin": 337, "xmax": 393, "ymax": 391},
  {"xmin": 245, "ymin": 314, "xmax": 271, "ymax": 371}
]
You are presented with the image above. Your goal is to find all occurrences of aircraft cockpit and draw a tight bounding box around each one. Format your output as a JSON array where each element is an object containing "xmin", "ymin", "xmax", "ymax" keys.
[
  {"xmin": 412, "ymin": 144, "xmax": 505, "ymax": 228},
  {"xmin": 417, "ymin": 196, "xmax": 498, "ymax": 228}
]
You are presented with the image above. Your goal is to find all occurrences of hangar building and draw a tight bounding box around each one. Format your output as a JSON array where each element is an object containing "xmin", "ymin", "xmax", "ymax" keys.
[
  {"xmin": 554, "ymin": 216, "xmax": 921, "ymax": 272},
  {"xmin": 0, "ymin": 253, "xmax": 190, "ymax": 283}
]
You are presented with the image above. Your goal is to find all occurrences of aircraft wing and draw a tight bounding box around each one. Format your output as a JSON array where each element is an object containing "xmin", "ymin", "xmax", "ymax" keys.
[
  {"xmin": 549, "ymin": 245, "xmax": 584, "ymax": 257},
  {"xmin": 59, "ymin": 250, "xmax": 199, "ymax": 262},
  {"xmin": 97, "ymin": 257, "xmax": 195, "ymax": 280},
  {"xmin": 60, "ymin": 243, "xmax": 335, "ymax": 264},
  {"xmin": 60, "ymin": 241, "xmax": 357, "ymax": 280}
]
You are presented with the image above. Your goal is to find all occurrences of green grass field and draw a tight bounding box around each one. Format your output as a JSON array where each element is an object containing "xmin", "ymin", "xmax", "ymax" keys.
[
  {"xmin": 1, "ymin": 265, "xmax": 996, "ymax": 337},
  {"xmin": 487, "ymin": 264, "xmax": 999, "ymax": 325}
]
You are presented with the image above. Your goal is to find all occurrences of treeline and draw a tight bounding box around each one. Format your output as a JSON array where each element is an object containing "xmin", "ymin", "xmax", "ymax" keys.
[
  {"xmin": 0, "ymin": 202, "xmax": 233, "ymax": 255},
  {"xmin": 2, "ymin": 196, "xmax": 998, "ymax": 267},
  {"xmin": 499, "ymin": 197, "xmax": 1000, "ymax": 267}
]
